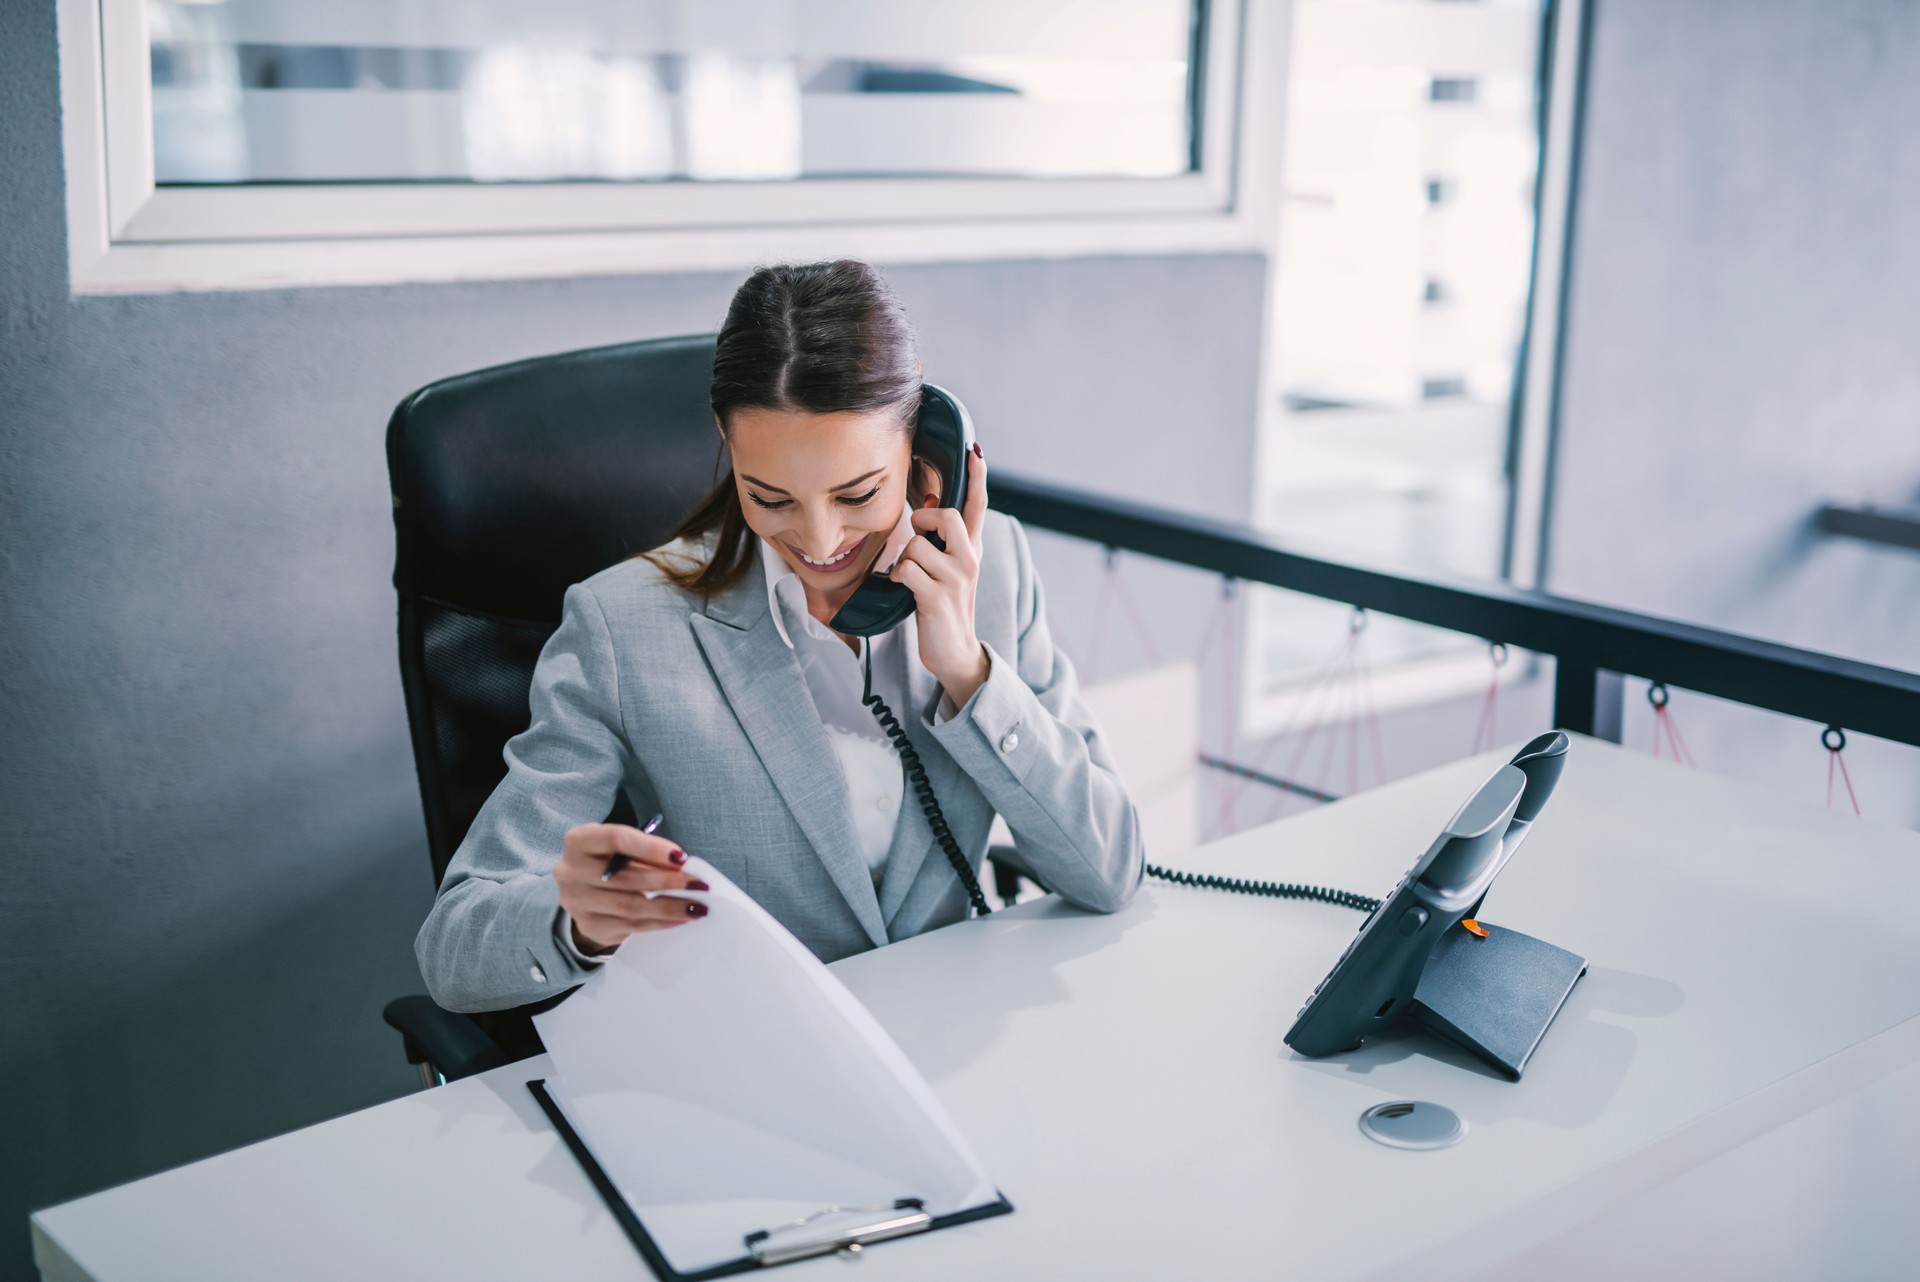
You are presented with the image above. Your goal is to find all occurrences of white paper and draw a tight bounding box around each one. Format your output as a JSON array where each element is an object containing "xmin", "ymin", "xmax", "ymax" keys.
[{"xmin": 534, "ymin": 858, "xmax": 997, "ymax": 1274}]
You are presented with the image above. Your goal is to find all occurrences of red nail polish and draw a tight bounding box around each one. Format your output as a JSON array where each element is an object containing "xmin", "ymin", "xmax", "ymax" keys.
[
  {"xmin": 686, "ymin": 901, "xmax": 707, "ymax": 917},
  {"xmin": 669, "ymin": 849, "xmax": 687, "ymax": 865},
  {"xmin": 686, "ymin": 879, "xmax": 710, "ymax": 892},
  {"xmin": 924, "ymin": 492, "xmax": 937, "ymax": 507},
  {"xmin": 971, "ymin": 442, "xmax": 983, "ymax": 458}
]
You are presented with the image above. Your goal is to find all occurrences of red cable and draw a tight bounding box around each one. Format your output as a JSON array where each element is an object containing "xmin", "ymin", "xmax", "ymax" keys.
[
  {"xmin": 1356, "ymin": 630, "xmax": 1388, "ymax": 788},
  {"xmin": 1084, "ymin": 567, "xmax": 1114, "ymax": 685},
  {"xmin": 1827, "ymin": 748, "xmax": 1861, "ymax": 815},
  {"xmin": 1304, "ymin": 651, "xmax": 1351, "ymax": 808},
  {"xmin": 1109, "ymin": 571, "xmax": 1164, "ymax": 667},
  {"xmin": 1665, "ymin": 709, "xmax": 1697, "ymax": 767},
  {"xmin": 1263, "ymin": 638, "xmax": 1354, "ymax": 823},
  {"xmin": 1347, "ymin": 673, "xmax": 1361, "ymax": 798},
  {"xmin": 1214, "ymin": 591, "xmax": 1239, "ymax": 835},
  {"xmin": 1471, "ymin": 677, "xmax": 1499, "ymax": 754},
  {"xmin": 1236, "ymin": 629, "xmax": 1356, "ymax": 803}
]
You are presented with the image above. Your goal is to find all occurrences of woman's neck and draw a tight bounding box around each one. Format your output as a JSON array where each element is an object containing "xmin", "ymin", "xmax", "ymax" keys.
[
  {"xmin": 806, "ymin": 587, "xmax": 867, "ymax": 656},
  {"xmin": 800, "ymin": 576, "xmax": 863, "ymax": 655}
]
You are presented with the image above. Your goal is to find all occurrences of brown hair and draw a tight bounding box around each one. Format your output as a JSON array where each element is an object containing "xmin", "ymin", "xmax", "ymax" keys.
[{"xmin": 644, "ymin": 260, "xmax": 922, "ymax": 594}]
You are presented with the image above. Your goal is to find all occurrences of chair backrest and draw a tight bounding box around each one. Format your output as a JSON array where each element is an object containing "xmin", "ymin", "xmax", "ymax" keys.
[{"xmin": 387, "ymin": 334, "xmax": 723, "ymax": 884}]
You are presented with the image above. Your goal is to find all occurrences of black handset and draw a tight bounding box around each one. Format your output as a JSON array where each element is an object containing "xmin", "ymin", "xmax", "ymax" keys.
[{"xmin": 829, "ymin": 384, "xmax": 974, "ymax": 638}]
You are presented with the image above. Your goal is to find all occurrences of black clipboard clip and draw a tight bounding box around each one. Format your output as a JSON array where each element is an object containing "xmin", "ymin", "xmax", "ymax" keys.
[{"xmin": 744, "ymin": 1199, "xmax": 932, "ymax": 1265}]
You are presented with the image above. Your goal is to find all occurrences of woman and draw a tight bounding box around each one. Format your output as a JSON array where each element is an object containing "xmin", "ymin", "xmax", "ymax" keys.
[{"xmin": 417, "ymin": 260, "xmax": 1142, "ymax": 1014}]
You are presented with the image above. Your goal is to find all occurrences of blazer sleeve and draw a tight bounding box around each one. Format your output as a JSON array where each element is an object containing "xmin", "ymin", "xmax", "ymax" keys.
[
  {"xmin": 415, "ymin": 582, "xmax": 631, "ymax": 1013},
  {"xmin": 924, "ymin": 516, "xmax": 1145, "ymax": 913}
]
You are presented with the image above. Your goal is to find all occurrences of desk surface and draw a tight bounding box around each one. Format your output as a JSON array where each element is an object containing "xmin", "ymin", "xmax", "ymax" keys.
[{"xmin": 32, "ymin": 738, "xmax": 1920, "ymax": 1282}]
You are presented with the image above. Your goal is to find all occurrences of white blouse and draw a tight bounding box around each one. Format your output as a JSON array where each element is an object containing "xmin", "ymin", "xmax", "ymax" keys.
[{"xmin": 758, "ymin": 537, "xmax": 906, "ymax": 879}]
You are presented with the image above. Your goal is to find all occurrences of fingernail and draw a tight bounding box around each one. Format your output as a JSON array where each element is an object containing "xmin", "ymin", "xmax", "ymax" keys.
[
  {"xmin": 924, "ymin": 492, "xmax": 937, "ymax": 507},
  {"xmin": 686, "ymin": 879, "xmax": 710, "ymax": 892},
  {"xmin": 686, "ymin": 901, "xmax": 707, "ymax": 917},
  {"xmin": 668, "ymin": 849, "xmax": 687, "ymax": 865},
  {"xmin": 971, "ymin": 442, "xmax": 983, "ymax": 458}
]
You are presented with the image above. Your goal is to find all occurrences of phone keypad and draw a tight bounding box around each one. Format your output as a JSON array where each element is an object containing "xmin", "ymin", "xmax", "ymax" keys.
[{"xmin": 1292, "ymin": 864, "xmax": 1421, "ymax": 1020}]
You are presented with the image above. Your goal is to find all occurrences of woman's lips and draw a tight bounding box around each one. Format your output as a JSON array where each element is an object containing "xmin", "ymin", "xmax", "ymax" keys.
[{"xmin": 788, "ymin": 533, "xmax": 867, "ymax": 573}]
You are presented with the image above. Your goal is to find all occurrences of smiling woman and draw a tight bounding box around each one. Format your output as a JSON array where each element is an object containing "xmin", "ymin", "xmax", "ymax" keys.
[{"xmin": 413, "ymin": 259, "xmax": 1145, "ymax": 1013}]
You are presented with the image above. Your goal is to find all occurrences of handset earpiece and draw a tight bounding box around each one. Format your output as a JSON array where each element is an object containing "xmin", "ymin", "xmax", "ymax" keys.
[
  {"xmin": 1416, "ymin": 765, "xmax": 1526, "ymax": 900},
  {"xmin": 1507, "ymin": 732, "xmax": 1570, "ymax": 823},
  {"xmin": 913, "ymin": 384, "xmax": 972, "ymax": 553}
]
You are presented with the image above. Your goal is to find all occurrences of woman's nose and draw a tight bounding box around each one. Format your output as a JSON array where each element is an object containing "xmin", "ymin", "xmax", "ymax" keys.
[{"xmin": 796, "ymin": 511, "xmax": 846, "ymax": 559}]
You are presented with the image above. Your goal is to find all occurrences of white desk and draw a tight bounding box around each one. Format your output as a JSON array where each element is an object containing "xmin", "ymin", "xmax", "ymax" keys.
[{"xmin": 32, "ymin": 738, "xmax": 1920, "ymax": 1281}]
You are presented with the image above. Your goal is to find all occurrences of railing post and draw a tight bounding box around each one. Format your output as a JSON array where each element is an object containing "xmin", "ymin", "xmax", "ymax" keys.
[{"xmin": 1554, "ymin": 661, "xmax": 1624, "ymax": 742}]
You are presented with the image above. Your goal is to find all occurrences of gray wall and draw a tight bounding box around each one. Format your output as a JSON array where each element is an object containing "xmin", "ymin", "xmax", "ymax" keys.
[
  {"xmin": 0, "ymin": 4, "xmax": 1265, "ymax": 1276},
  {"xmin": 1547, "ymin": 0, "xmax": 1920, "ymax": 821}
]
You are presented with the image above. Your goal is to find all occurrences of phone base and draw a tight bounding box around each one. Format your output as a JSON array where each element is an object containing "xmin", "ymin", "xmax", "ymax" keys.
[{"xmin": 1406, "ymin": 921, "xmax": 1586, "ymax": 1080}]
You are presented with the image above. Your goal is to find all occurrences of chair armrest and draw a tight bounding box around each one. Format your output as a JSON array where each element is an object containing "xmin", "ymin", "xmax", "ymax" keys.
[
  {"xmin": 987, "ymin": 843, "xmax": 1050, "ymax": 907},
  {"xmin": 382, "ymin": 995, "xmax": 511, "ymax": 1084}
]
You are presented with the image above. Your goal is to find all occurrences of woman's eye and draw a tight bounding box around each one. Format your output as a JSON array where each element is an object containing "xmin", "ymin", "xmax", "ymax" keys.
[
  {"xmin": 838, "ymin": 486, "xmax": 882, "ymax": 507},
  {"xmin": 747, "ymin": 492, "xmax": 792, "ymax": 510}
]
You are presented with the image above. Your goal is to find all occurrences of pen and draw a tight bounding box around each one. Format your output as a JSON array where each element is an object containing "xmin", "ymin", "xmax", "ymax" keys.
[{"xmin": 601, "ymin": 812, "xmax": 665, "ymax": 882}]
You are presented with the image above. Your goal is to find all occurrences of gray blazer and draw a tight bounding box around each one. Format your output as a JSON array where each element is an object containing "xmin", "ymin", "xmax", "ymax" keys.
[{"xmin": 416, "ymin": 510, "xmax": 1144, "ymax": 1012}]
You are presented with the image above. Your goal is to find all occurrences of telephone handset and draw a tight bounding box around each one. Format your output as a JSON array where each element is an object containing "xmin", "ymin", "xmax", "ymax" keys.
[{"xmin": 829, "ymin": 384, "xmax": 974, "ymax": 639}]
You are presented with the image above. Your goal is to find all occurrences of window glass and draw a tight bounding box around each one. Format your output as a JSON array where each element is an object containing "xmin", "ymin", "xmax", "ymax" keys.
[
  {"xmin": 148, "ymin": 0, "xmax": 1202, "ymax": 184},
  {"xmin": 1255, "ymin": 0, "xmax": 1547, "ymax": 703}
]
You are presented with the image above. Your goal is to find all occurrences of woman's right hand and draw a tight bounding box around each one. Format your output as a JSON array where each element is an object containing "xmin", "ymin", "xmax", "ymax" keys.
[{"xmin": 555, "ymin": 822, "xmax": 709, "ymax": 955}]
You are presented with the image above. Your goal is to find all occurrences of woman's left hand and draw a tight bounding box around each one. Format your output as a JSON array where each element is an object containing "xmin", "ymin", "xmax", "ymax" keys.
[{"xmin": 890, "ymin": 442, "xmax": 991, "ymax": 708}]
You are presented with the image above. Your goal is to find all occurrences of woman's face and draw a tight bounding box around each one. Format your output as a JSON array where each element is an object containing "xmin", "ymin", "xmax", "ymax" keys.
[{"xmin": 726, "ymin": 405, "xmax": 925, "ymax": 603}]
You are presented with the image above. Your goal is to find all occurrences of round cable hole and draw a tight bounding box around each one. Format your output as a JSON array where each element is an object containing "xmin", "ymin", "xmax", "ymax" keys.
[{"xmin": 1358, "ymin": 1100, "xmax": 1467, "ymax": 1150}]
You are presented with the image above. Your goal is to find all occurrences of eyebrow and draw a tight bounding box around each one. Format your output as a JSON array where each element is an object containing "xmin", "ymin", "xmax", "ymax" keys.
[{"xmin": 740, "ymin": 467, "xmax": 886, "ymax": 496}]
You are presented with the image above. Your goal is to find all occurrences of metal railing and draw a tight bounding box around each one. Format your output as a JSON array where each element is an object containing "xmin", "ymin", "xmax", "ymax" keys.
[
  {"xmin": 1817, "ymin": 503, "xmax": 1920, "ymax": 556},
  {"xmin": 991, "ymin": 473, "xmax": 1920, "ymax": 752}
]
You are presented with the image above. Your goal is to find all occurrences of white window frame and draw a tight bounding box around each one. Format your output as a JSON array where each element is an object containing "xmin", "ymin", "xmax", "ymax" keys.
[{"xmin": 59, "ymin": 0, "xmax": 1286, "ymax": 294}]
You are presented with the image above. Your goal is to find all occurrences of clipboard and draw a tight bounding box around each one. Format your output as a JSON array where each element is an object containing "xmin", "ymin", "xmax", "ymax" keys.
[
  {"xmin": 526, "ymin": 857, "xmax": 1015, "ymax": 1278},
  {"xmin": 529, "ymin": 1079, "xmax": 1013, "ymax": 1277}
]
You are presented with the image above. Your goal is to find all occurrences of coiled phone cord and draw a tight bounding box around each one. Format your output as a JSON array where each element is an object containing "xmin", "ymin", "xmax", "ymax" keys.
[
  {"xmin": 860, "ymin": 649, "xmax": 1376, "ymax": 918},
  {"xmin": 861, "ymin": 647, "xmax": 996, "ymax": 918},
  {"xmin": 1143, "ymin": 864, "xmax": 1379, "ymax": 914}
]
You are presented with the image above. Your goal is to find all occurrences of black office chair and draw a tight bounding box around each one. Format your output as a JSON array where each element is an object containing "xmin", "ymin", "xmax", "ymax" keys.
[
  {"xmin": 380, "ymin": 334, "xmax": 726, "ymax": 1084},
  {"xmin": 379, "ymin": 334, "xmax": 1030, "ymax": 1085}
]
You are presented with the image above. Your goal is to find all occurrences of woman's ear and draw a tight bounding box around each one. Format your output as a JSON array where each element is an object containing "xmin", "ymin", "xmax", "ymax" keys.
[{"xmin": 910, "ymin": 455, "xmax": 942, "ymax": 507}]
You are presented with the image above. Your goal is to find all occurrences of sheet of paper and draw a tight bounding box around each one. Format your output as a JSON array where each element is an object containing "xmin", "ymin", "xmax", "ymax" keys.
[{"xmin": 534, "ymin": 858, "xmax": 997, "ymax": 1275}]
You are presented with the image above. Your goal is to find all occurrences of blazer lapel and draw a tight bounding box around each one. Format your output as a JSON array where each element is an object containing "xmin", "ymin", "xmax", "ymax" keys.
[
  {"xmin": 876, "ymin": 614, "xmax": 978, "ymax": 925},
  {"xmin": 689, "ymin": 564, "xmax": 888, "ymax": 949}
]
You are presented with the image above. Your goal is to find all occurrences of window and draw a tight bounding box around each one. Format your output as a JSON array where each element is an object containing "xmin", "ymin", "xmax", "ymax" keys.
[
  {"xmin": 1244, "ymin": 0, "xmax": 1581, "ymax": 736},
  {"xmin": 59, "ymin": 0, "xmax": 1266, "ymax": 293}
]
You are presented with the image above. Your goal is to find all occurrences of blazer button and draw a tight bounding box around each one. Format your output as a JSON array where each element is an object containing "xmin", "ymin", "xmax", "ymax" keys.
[
  {"xmin": 1000, "ymin": 731, "xmax": 1020, "ymax": 754},
  {"xmin": 530, "ymin": 963, "xmax": 547, "ymax": 984}
]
